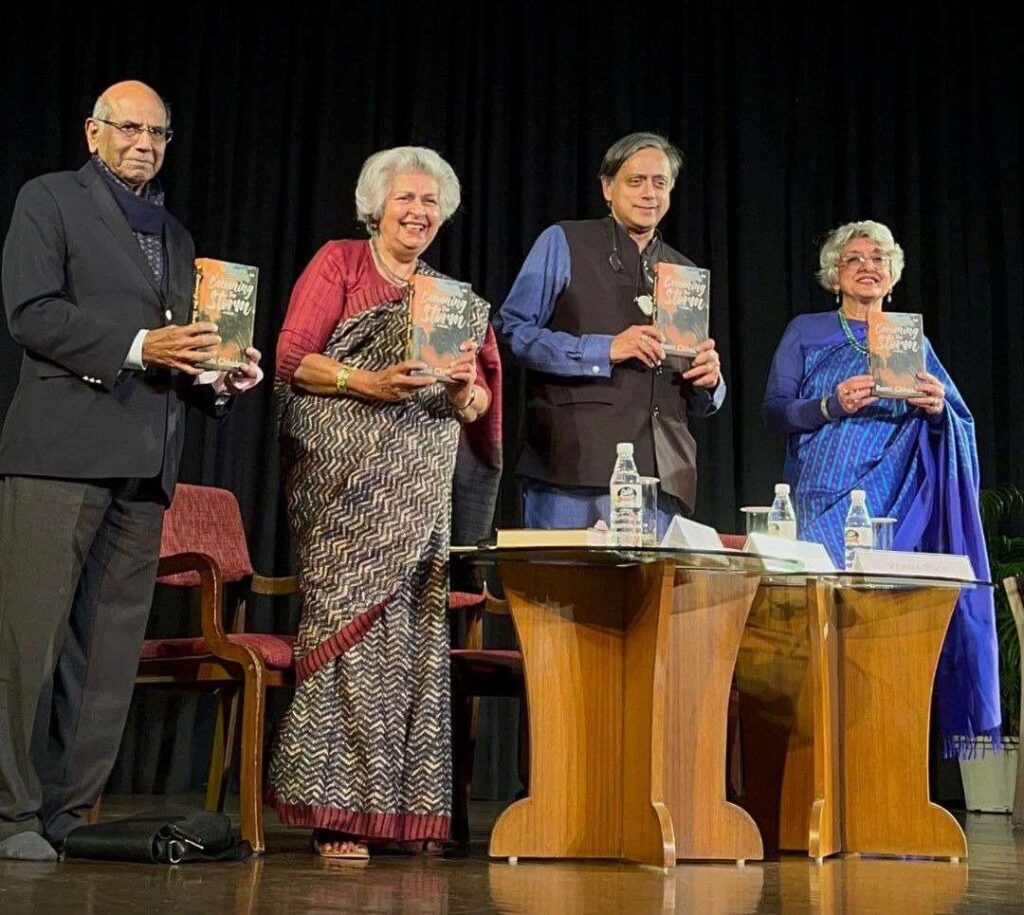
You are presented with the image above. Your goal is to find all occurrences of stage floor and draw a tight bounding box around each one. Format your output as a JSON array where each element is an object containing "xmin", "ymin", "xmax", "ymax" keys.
[{"xmin": 1, "ymin": 797, "xmax": 1022, "ymax": 914}]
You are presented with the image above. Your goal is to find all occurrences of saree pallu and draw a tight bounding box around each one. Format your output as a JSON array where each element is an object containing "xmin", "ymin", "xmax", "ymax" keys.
[
  {"xmin": 786, "ymin": 326, "xmax": 1000, "ymax": 754},
  {"xmin": 268, "ymin": 268, "xmax": 490, "ymax": 840}
]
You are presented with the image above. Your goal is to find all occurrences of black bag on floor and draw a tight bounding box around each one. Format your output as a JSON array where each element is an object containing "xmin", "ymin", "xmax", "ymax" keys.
[{"xmin": 63, "ymin": 812, "xmax": 252, "ymax": 864}]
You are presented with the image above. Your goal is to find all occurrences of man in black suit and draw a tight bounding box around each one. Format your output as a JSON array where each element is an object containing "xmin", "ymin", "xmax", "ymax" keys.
[{"xmin": 0, "ymin": 80, "xmax": 262, "ymax": 860}]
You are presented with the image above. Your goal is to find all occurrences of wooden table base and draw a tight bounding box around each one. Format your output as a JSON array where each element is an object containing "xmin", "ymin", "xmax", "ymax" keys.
[
  {"xmin": 489, "ymin": 560, "xmax": 677, "ymax": 867},
  {"xmin": 736, "ymin": 579, "xmax": 968, "ymax": 860},
  {"xmin": 664, "ymin": 571, "xmax": 764, "ymax": 862}
]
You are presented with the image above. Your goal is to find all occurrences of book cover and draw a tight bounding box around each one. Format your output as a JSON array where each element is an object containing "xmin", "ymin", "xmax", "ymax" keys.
[
  {"xmin": 495, "ymin": 528, "xmax": 611, "ymax": 548},
  {"xmin": 190, "ymin": 258, "xmax": 259, "ymax": 370},
  {"xmin": 868, "ymin": 311, "xmax": 925, "ymax": 398},
  {"xmin": 653, "ymin": 263, "xmax": 710, "ymax": 358},
  {"xmin": 407, "ymin": 274, "xmax": 474, "ymax": 381}
]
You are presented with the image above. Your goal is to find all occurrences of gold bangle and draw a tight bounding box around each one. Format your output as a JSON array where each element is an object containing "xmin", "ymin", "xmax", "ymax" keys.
[
  {"xmin": 454, "ymin": 384, "xmax": 477, "ymax": 414},
  {"xmin": 335, "ymin": 365, "xmax": 352, "ymax": 393}
]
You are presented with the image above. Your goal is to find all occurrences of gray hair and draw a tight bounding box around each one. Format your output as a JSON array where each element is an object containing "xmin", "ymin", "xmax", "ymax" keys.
[
  {"xmin": 817, "ymin": 219, "xmax": 905, "ymax": 290},
  {"xmin": 598, "ymin": 131, "xmax": 683, "ymax": 187},
  {"xmin": 91, "ymin": 94, "xmax": 171, "ymax": 125},
  {"xmin": 355, "ymin": 146, "xmax": 461, "ymax": 232}
]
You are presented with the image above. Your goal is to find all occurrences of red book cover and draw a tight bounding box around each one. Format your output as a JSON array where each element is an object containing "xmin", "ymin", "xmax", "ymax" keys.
[
  {"xmin": 653, "ymin": 263, "xmax": 709, "ymax": 358},
  {"xmin": 190, "ymin": 258, "xmax": 259, "ymax": 370},
  {"xmin": 868, "ymin": 311, "xmax": 925, "ymax": 398},
  {"xmin": 407, "ymin": 275, "xmax": 473, "ymax": 381}
]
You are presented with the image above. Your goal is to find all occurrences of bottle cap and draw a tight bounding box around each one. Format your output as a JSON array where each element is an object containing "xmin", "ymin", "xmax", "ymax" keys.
[
  {"xmin": 616, "ymin": 442, "xmax": 634, "ymax": 456},
  {"xmin": 774, "ymin": 483, "xmax": 790, "ymax": 495},
  {"xmin": 852, "ymin": 489, "xmax": 866, "ymax": 501}
]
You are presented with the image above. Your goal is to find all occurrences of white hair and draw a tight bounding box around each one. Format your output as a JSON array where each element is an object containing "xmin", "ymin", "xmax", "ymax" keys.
[
  {"xmin": 817, "ymin": 219, "xmax": 905, "ymax": 290},
  {"xmin": 355, "ymin": 146, "xmax": 461, "ymax": 232}
]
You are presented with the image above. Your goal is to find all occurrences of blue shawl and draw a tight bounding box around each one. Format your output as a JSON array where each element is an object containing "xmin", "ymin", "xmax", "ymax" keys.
[{"xmin": 775, "ymin": 312, "xmax": 1000, "ymax": 754}]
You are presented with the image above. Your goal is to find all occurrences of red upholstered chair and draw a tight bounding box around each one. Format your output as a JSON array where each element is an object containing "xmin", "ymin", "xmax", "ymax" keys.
[
  {"xmin": 134, "ymin": 483, "xmax": 297, "ymax": 854},
  {"xmin": 448, "ymin": 589, "xmax": 526, "ymax": 849}
]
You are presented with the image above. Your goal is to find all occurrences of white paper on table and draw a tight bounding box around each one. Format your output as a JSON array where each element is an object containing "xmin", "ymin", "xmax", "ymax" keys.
[
  {"xmin": 743, "ymin": 533, "xmax": 836, "ymax": 573},
  {"xmin": 660, "ymin": 515, "xmax": 725, "ymax": 551},
  {"xmin": 851, "ymin": 549, "xmax": 977, "ymax": 581}
]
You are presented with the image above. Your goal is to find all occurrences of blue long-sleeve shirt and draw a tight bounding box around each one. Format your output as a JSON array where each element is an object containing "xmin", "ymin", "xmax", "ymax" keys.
[{"xmin": 494, "ymin": 225, "xmax": 726, "ymax": 415}]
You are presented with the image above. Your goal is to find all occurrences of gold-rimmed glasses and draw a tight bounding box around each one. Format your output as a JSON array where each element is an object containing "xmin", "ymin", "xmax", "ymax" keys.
[{"xmin": 93, "ymin": 117, "xmax": 174, "ymax": 144}]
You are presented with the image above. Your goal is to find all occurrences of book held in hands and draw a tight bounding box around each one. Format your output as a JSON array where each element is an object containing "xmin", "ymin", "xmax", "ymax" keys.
[
  {"xmin": 407, "ymin": 274, "xmax": 474, "ymax": 382},
  {"xmin": 868, "ymin": 311, "xmax": 924, "ymax": 398},
  {"xmin": 653, "ymin": 263, "xmax": 710, "ymax": 358},
  {"xmin": 190, "ymin": 258, "xmax": 259, "ymax": 371}
]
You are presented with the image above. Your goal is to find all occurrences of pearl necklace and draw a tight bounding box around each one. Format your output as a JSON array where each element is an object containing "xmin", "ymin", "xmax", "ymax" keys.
[
  {"xmin": 837, "ymin": 308, "xmax": 869, "ymax": 356},
  {"xmin": 370, "ymin": 237, "xmax": 416, "ymax": 287}
]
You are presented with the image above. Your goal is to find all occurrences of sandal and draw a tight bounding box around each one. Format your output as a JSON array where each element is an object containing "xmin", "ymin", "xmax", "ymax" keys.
[{"xmin": 312, "ymin": 830, "xmax": 369, "ymax": 861}]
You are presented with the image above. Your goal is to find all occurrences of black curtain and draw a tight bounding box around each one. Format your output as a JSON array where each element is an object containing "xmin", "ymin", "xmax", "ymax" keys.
[{"xmin": 2, "ymin": 2, "xmax": 1022, "ymax": 796}]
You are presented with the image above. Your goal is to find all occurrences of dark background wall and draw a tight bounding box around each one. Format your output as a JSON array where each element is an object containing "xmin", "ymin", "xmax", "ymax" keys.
[{"xmin": 2, "ymin": 2, "xmax": 1021, "ymax": 794}]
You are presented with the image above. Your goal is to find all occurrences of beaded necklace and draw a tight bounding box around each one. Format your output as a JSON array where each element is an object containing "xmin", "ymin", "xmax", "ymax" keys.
[{"xmin": 837, "ymin": 308, "xmax": 869, "ymax": 356}]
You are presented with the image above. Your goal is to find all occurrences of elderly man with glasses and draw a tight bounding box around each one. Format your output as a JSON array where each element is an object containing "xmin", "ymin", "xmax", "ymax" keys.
[{"xmin": 0, "ymin": 80, "xmax": 262, "ymax": 860}]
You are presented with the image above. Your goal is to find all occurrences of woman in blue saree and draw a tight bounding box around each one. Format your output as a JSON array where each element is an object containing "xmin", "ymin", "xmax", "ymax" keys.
[{"xmin": 763, "ymin": 219, "xmax": 999, "ymax": 754}]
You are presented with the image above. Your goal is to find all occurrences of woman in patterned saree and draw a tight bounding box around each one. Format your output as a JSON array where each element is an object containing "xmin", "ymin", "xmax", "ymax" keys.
[
  {"xmin": 270, "ymin": 147, "xmax": 494, "ymax": 859},
  {"xmin": 762, "ymin": 219, "xmax": 1000, "ymax": 755}
]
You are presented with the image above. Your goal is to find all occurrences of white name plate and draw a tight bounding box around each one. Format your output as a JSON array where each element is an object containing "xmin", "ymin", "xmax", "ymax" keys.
[
  {"xmin": 851, "ymin": 549, "xmax": 976, "ymax": 581},
  {"xmin": 743, "ymin": 533, "xmax": 837, "ymax": 573},
  {"xmin": 660, "ymin": 515, "xmax": 725, "ymax": 551}
]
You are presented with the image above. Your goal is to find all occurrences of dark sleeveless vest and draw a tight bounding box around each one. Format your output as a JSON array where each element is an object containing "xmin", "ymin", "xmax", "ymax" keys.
[{"xmin": 516, "ymin": 217, "xmax": 700, "ymax": 512}]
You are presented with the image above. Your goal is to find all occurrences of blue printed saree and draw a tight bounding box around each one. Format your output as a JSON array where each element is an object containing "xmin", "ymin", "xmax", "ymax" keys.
[{"xmin": 764, "ymin": 311, "xmax": 1000, "ymax": 753}]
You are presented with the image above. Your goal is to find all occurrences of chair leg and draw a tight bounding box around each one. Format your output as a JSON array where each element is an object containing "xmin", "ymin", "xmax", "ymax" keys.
[
  {"xmin": 449, "ymin": 670, "xmax": 476, "ymax": 849},
  {"xmin": 727, "ymin": 686, "xmax": 744, "ymax": 801},
  {"xmin": 84, "ymin": 798, "xmax": 102, "ymax": 825},
  {"xmin": 205, "ymin": 686, "xmax": 240, "ymax": 813},
  {"xmin": 237, "ymin": 666, "xmax": 267, "ymax": 855},
  {"xmin": 517, "ymin": 691, "xmax": 530, "ymax": 795}
]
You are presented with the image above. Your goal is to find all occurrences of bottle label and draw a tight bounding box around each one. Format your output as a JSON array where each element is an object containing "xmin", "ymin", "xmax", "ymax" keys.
[
  {"xmin": 767, "ymin": 519, "xmax": 797, "ymax": 540},
  {"xmin": 844, "ymin": 525, "xmax": 874, "ymax": 550},
  {"xmin": 610, "ymin": 482, "xmax": 641, "ymax": 510}
]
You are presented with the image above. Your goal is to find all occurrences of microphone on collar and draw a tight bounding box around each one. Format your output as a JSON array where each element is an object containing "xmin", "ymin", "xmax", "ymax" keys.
[{"xmin": 607, "ymin": 218, "xmax": 661, "ymax": 276}]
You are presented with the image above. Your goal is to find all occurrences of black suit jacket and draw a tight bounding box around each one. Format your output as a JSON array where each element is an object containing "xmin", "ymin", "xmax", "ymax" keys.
[{"xmin": 0, "ymin": 162, "xmax": 213, "ymax": 502}]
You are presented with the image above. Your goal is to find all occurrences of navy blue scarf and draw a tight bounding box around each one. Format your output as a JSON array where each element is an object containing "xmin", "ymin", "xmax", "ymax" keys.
[{"xmin": 91, "ymin": 155, "xmax": 166, "ymax": 235}]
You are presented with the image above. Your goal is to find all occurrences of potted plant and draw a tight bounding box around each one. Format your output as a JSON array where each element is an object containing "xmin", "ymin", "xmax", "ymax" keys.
[{"xmin": 957, "ymin": 485, "xmax": 1024, "ymax": 812}]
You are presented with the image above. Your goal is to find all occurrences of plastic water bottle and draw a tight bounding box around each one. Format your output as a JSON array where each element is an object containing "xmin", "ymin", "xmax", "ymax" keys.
[
  {"xmin": 609, "ymin": 442, "xmax": 643, "ymax": 547},
  {"xmin": 844, "ymin": 489, "xmax": 873, "ymax": 570},
  {"xmin": 766, "ymin": 483, "xmax": 797, "ymax": 540}
]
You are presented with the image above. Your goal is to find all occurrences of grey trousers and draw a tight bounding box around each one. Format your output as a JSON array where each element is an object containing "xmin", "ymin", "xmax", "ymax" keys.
[{"xmin": 0, "ymin": 476, "xmax": 164, "ymax": 844}]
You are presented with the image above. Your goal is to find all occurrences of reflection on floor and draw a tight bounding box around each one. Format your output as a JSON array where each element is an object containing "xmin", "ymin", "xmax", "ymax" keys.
[{"xmin": 1, "ymin": 797, "xmax": 1023, "ymax": 914}]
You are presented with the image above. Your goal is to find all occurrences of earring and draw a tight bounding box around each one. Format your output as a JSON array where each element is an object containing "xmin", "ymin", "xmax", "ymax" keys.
[
  {"xmin": 886, "ymin": 292, "xmax": 892, "ymax": 304},
  {"xmin": 835, "ymin": 291, "xmax": 841, "ymax": 306}
]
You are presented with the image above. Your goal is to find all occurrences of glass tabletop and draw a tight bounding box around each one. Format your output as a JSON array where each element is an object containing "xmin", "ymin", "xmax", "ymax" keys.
[{"xmin": 451, "ymin": 545, "xmax": 988, "ymax": 589}]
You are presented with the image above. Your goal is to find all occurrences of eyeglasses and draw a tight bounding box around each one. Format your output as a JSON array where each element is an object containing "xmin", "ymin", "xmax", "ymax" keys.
[
  {"xmin": 93, "ymin": 118, "xmax": 174, "ymax": 143},
  {"xmin": 838, "ymin": 253, "xmax": 890, "ymax": 269}
]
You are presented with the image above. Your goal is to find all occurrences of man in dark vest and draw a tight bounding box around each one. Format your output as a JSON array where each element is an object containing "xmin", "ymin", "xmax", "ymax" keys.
[
  {"xmin": 494, "ymin": 132, "xmax": 724, "ymax": 531},
  {"xmin": 0, "ymin": 80, "xmax": 262, "ymax": 860}
]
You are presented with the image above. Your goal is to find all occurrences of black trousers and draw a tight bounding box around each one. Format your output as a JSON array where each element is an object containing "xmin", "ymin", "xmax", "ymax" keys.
[{"xmin": 0, "ymin": 476, "xmax": 164, "ymax": 843}]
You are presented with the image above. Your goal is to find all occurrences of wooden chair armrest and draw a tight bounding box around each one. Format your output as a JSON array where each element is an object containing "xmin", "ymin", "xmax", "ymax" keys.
[
  {"xmin": 158, "ymin": 551, "xmax": 216, "ymax": 579},
  {"xmin": 251, "ymin": 573, "xmax": 299, "ymax": 596},
  {"xmin": 158, "ymin": 551, "xmax": 232, "ymax": 649},
  {"xmin": 484, "ymin": 595, "xmax": 510, "ymax": 616}
]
